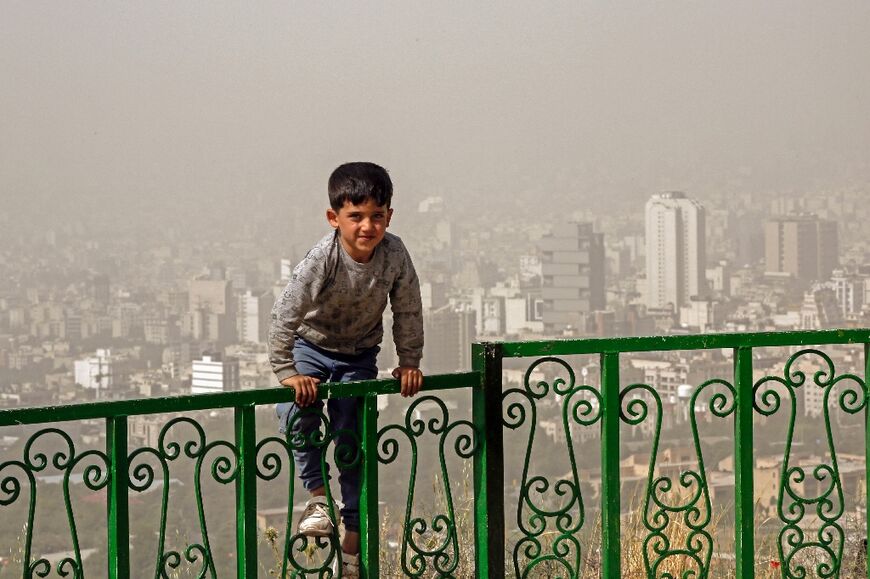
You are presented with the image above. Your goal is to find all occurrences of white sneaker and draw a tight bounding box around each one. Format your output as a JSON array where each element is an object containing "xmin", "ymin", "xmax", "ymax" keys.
[
  {"xmin": 297, "ymin": 496, "xmax": 335, "ymax": 537},
  {"xmin": 332, "ymin": 552, "xmax": 359, "ymax": 578}
]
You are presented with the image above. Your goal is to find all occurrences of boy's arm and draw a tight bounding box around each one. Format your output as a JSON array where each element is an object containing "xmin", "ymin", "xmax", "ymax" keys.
[
  {"xmin": 268, "ymin": 256, "xmax": 323, "ymax": 383},
  {"xmin": 390, "ymin": 245, "xmax": 424, "ymax": 371}
]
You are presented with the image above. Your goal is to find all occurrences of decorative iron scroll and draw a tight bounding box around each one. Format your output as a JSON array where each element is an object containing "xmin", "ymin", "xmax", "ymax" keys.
[
  {"xmin": 753, "ymin": 349, "xmax": 866, "ymax": 579},
  {"xmin": 0, "ymin": 428, "xmax": 109, "ymax": 578},
  {"xmin": 257, "ymin": 406, "xmax": 361, "ymax": 578},
  {"xmin": 127, "ymin": 417, "xmax": 238, "ymax": 579},
  {"xmin": 502, "ymin": 357, "xmax": 602, "ymax": 578},
  {"xmin": 377, "ymin": 395, "xmax": 478, "ymax": 578},
  {"xmin": 621, "ymin": 378, "xmax": 735, "ymax": 579}
]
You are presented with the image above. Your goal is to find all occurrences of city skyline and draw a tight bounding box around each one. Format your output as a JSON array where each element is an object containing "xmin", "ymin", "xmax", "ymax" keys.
[{"xmin": 2, "ymin": 183, "xmax": 868, "ymax": 404}]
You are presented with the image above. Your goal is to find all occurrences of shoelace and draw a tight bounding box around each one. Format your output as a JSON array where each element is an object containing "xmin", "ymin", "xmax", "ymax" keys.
[{"xmin": 304, "ymin": 501, "xmax": 329, "ymax": 518}]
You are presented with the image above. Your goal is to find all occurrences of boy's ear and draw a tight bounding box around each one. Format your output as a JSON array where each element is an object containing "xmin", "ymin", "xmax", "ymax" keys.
[
  {"xmin": 326, "ymin": 208, "xmax": 339, "ymax": 229},
  {"xmin": 386, "ymin": 207, "xmax": 394, "ymax": 227}
]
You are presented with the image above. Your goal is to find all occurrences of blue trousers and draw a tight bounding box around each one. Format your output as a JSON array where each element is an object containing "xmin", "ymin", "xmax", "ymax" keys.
[{"xmin": 276, "ymin": 338, "xmax": 378, "ymax": 533}]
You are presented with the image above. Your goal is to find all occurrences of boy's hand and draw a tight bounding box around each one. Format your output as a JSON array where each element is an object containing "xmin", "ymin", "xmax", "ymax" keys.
[
  {"xmin": 392, "ymin": 367, "xmax": 423, "ymax": 397},
  {"xmin": 281, "ymin": 375, "xmax": 321, "ymax": 407}
]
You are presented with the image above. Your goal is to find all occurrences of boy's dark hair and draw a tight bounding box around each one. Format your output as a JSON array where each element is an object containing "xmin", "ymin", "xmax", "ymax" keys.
[{"xmin": 328, "ymin": 162, "xmax": 393, "ymax": 211}]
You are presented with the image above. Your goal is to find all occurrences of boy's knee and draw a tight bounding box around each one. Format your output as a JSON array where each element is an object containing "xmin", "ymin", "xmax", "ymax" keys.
[{"xmin": 277, "ymin": 401, "xmax": 325, "ymax": 436}]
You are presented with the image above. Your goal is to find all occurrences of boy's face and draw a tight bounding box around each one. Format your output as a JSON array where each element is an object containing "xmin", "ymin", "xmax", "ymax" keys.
[{"xmin": 327, "ymin": 199, "xmax": 393, "ymax": 263}]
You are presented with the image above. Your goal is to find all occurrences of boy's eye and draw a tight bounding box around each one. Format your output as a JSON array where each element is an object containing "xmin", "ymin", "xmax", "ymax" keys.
[{"xmin": 347, "ymin": 213, "xmax": 384, "ymax": 222}]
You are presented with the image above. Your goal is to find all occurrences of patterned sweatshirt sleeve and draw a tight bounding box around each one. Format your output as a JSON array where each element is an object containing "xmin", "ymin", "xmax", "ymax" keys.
[
  {"xmin": 268, "ymin": 252, "xmax": 325, "ymax": 382},
  {"xmin": 390, "ymin": 244, "xmax": 424, "ymax": 368}
]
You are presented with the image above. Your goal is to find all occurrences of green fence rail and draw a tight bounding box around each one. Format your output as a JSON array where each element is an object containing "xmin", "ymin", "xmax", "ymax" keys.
[{"xmin": 1, "ymin": 329, "xmax": 869, "ymax": 578}]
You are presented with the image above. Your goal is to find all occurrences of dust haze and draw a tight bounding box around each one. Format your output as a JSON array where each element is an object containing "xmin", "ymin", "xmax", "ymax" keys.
[{"xmin": 2, "ymin": 1, "xmax": 869, "ymax": 232}]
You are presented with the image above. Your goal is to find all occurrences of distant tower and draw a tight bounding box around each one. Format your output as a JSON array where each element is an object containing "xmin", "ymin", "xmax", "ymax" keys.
[
  {"xmin": 422, "ymin": 305, "xmax": 476, "ymax": 374},
  {"xmin": 539, "ymin": 222, "xmax": 605, "ymax": 335},
  {"xmin": 187, "ymin": 278, "xmax": 236, "ymax": 346},
  {"xmin": 645, "ymin": 192, "xmax": 706, "ymax": 311},
  {"xmin": 764, "ymin": 214, "xmax": 839, "ymax": 282},
  {"xmin": 237, "ymin": 289, "xmax": 273, "ymax": 344}
]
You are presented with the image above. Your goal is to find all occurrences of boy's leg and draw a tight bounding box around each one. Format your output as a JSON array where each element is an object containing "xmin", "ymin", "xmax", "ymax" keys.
[
  {"xmin": 276, "ymin": 340, "xmax": 331, "ymax": 494},
  {"xmin": 326, "ymin": 396, "xmax": 363, "ymax": 532},
  {"xmin": 327, "ymin": 347, "xmax": 379, "ymax": 541}
]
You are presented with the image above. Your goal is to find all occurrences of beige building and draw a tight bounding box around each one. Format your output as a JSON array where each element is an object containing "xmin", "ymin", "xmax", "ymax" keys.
[
  {"xmin": 539, "ymin": 221, "xmax": 605, "ymax": 335},
  {"xmin": 186, "ymin": 278, "xmax": 236, "ymax": 346},
  {"xmin": 422, "ymin": 305, "xmax": 475, "ymax": 374},
  {"xmin": 764, "ymin": 214, "xmax": 838, "ymax": 282}
]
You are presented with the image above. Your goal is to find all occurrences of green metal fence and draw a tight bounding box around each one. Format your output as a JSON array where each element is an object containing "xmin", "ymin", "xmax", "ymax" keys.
[{"xmin": 1, "ymin": 329, "xmax": 869, "ymax": 578}]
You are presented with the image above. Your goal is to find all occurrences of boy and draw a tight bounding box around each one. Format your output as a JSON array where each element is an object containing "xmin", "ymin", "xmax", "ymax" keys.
[{"xmin": 269, "ymin": 162, "xmax": 424, "ymax": 577}]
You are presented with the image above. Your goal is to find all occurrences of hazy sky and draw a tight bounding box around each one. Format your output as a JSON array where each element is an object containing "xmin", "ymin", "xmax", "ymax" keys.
[{"xmin": 2, "ymin": 1, "xmax": 870, "ymax": 222}]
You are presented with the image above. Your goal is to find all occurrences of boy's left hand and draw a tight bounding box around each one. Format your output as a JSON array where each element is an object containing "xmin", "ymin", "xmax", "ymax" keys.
[{"xmin": 392, "ymin": 366, "xmax": 423, "ymax": 397}]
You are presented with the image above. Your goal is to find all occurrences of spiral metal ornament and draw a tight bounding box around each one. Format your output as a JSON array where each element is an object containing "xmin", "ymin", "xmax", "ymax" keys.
[
  {"xmin": 0, "ymin": 428, "xmax": 108, "ymax": 579},
  {"xmin": 126, "ymin": 417, "xmax": 238, "ymax": 579},
  {"xmin": 503, "ymin": 357, "xmax": 601, "ymax": 578},
  {"xmin": 376, "ymin": 395, "xmax": 478, "ymax": 578},
  {"xmin": 753, "ymin": 349, "xmax": 866, "ymax": 578},
  {"xmin": 623, "ymin": 379, "xmax": 734, "ymax": 579}
]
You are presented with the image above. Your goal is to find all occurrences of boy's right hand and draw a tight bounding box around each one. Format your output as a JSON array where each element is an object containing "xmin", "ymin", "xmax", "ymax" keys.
[{"xmin": 281, "ymin": 375, "xmax": 321, "ymax": 407}]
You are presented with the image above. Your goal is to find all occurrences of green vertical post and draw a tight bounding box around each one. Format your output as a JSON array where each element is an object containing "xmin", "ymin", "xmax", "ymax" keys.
[
  {"xmin": 234, "ymin": 405, "xmax": 258, "ymax": 579},
  {"xmin": 865, "ymin": 342, "xmax": 870, "ymax": 579},
  {"xmin": 472, "ymin": 342, "xmax": 504, "ymax": 579},
  {"xmin": 600, "ymin": 352, "xmax": 621, "ymax": 578},
  {"xmin": 734, "ymin": 347, "xmax": 755, "ymax": 579},
  {"xmin": 359, "ymin": 393, "xmax": 380, "ymax": 579},
  {"xmin": 106, "ymin": 415, "xmax": 129, "ymax": 579}
]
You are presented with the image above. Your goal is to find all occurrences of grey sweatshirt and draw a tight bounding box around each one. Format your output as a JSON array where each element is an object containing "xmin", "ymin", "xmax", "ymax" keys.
[{"xmin": 269, "ymin": 231, "xmax": 424, "ymax": 382}]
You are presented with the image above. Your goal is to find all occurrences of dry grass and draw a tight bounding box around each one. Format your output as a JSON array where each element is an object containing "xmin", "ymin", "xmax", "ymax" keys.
[
  {"xmin": 7, "ymin": 491, "xmax": 867, "ymax": 577},
  {"xmin": 378, "ymin": 461, "xmax": 477, "ymax": 577},
  {"xmin": 257, "ymin": 481, "xmax": 870, "ymax": 578}
]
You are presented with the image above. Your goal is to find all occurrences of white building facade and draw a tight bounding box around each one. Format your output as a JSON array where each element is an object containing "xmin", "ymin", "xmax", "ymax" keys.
[
  {"xmin": 191, "ymin": 354, "xmax": 240, "ymax": 395},
  {"xmin": 645, "ymin": 192, "xmax": 707, "ymax": 311},
  {"xmin": 74, "ymin": 348, "xmax": 113, "ymax": 393},
  {"xmin": 238, "ymin": 290, "xmax": 272, "ymax": 344}
]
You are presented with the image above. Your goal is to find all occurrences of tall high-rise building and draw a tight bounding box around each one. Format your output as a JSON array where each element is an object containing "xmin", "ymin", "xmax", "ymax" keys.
[
  {"xmin": 645, "ymin": 192, "xmax": 706, "ymax": 311},
  {"xmin": 186, "ymin": 278, "xmax": 236, "ymax": 346},
  {"xmin": 422, "ymin": 305, "xmax": 475, "ymax": 374},
  {"xmin": 764, "ymin": 214, "xmax": 839, "ymax": 282},
  {"xmin": 732, "ymin": 210, "xmax": 764, "ymax": 267},
  {"xmin": 539, "ymin": 222, "xmax": 605, "ymax": 335},
  {"xmin": 237, "ymin": 290, "xmax": 273, "ymax": 344}
]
